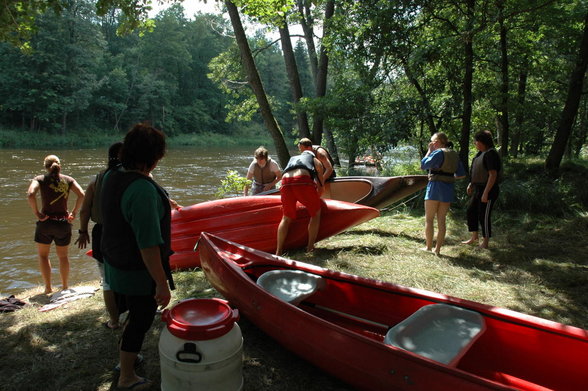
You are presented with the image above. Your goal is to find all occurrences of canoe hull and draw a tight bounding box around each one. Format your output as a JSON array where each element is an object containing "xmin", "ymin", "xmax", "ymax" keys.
[
  {"xmin": 170, "ymin": 196, "xmax": 379, "ymax": 270},
  {"xmin": 261, "ymin": 175, "xmax": 428, "ymax": 210},
  {"xmin": 199, "ymin": 233, "xmax": 588, "ymax": 391}
]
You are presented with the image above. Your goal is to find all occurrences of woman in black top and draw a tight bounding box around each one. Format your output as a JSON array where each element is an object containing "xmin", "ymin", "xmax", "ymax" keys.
[{"xmin": 462, "ymin": 130, "xmax": 502, "ymax": 249}]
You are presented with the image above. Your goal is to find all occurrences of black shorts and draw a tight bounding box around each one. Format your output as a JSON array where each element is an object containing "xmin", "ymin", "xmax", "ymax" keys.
[{"xmin": 34, "ymin": 220, "xmax": 72, "ymax": 246}]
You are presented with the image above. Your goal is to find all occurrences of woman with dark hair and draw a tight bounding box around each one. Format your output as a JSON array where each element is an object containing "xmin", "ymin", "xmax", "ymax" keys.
[
  {"xmin": 462, "ymin": 130, "xmax": 502, "ymax": 249},
  {"xmin": 76, "ymin": 142, "xmax": 124, "ymax": 330},
  {"xmin": 420, "ymin": 132, "xmax": 466, "ymax": 255},
  {"xmin": 27, "ymin": 155, "xmax": 85, "ymax": 294},
  {"xmin": 100, "ymin": 123, "xmax": 175, "ymax": 390}
]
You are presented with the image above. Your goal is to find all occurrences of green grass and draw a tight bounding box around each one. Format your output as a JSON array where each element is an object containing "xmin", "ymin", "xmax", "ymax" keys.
[{"xmin": 1, "ymin": 208, "xmax": 586, "ymax": 390}]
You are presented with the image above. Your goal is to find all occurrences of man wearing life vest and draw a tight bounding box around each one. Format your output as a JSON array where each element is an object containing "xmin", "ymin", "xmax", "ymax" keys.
[
  {"xmin": 420, "ymin": 132, "xmax": 466, "ymax": 255},
  {"xmin": 244, "ymin": 146, "xmax": 282, "ymax": 195},
  {"xmin": 462, "ymin": 130, "xmax": 502, "ymax": 249},
  {"xmin": 298, "ymin": 138, "xmax": 336, "ymax": 198},
  {"xmin": 276, "ymin": 149, "xmax": 325, "ymax": 255}
]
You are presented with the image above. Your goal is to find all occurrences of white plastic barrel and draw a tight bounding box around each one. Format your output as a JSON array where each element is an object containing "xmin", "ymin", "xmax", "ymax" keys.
[{"xmin": 159, "ymin": 298, "xmax": 243, "ymax": 391}]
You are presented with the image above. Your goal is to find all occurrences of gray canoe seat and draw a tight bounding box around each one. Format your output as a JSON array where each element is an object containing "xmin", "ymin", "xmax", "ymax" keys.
[
  {"xmin": 257, "ymin": 270, "xmax": 325, "ymax": 305},
  {"xmin": 384, "ymin": 303, "xmax": 486, "ymax": 366}
]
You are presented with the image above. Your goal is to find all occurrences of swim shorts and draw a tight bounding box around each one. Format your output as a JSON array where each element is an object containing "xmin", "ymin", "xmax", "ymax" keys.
[
  {"xmin": 34, "ymin": 220, "xmax": 72, "ymax": 246},
  {"xmin": 280, "ymin": 176, "xmax": 322, "ymax": 219}
]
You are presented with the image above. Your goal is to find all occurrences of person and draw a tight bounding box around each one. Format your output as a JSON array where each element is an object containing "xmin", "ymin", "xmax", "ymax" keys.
[
  {"xmin": 244, "ymin": 146, "xmax": 282, "ymax": 195},
  {"xmin": 100, "ymin": 123, "xmax": 175, "ymax": 390},
  {"xmin": 27, "ymin": 155, "xmax": 85, "ymax": 294},
  {"xmin": 75, "ymin": 142, "xmax": 124, "ymax": 330},
  {"xmin": 298, "ymin": 138, "xmax": 336, "ymax": 198},
  {"xmin": 420, "ymin": 132, "xmax": 466, "ymax": 255},
  {"xmin": 276, "ymin": 149, "xmax": 325, "ymax": 255},
  {"xmin": 462, "ymin": 130, "xmax": 502, "ymax": 249}
]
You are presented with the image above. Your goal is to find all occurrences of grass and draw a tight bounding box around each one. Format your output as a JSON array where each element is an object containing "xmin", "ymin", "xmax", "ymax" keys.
[{"xmin": 1, "ymin": 207, "xmax": 586, "ymax": 391}]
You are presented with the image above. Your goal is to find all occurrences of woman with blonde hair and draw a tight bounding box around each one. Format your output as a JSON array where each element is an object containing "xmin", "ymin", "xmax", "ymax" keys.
[
  {"xmin": 27, "ymin": 155, "xmax": 85, "ymax": 293},
  {"xmin": 420, "ymin": 133, "xmax": 466, "ymax": 255}
]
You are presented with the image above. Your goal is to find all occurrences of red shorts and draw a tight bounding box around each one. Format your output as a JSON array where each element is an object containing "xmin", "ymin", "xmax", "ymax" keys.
[{"xmin": 280, "ymin": 176, "xmax": 322, "ymax": 219}]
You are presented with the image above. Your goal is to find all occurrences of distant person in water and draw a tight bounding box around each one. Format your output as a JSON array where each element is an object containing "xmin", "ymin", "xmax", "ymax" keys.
[
  {"xmin": 298, "ymin": 138, "xmax": 336, "ymax": 198},
  {"xmin": 75, "ymin": 142, "xmax": 125, "ymax": 330},
  {"xmin": 276, "ymin": 149, "xmax": 324, "ymax": 255},
  {"xmin": 244, "ymin": 146, "xmax": 282, "ymax": 195},
  {"xmin": 27, "ymin": 155, "xmax": 85, "ymax": 294},
  {"xmin": 462, "ymin": 130, "xmax": 502, "ymax": 249},
  {"xmin": 420, "ymin": 132, "xmax": 466, "ymax": 255}
]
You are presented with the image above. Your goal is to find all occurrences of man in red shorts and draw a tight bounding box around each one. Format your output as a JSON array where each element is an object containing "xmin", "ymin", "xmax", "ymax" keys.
[{"xmin": 276, "ymin": 150, "xmax": 324, "ymax": 255}]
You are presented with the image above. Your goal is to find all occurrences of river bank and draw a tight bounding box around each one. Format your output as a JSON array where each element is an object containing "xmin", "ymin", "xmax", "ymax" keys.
[{"xmin": 1, "ymin": 210, "xmax": 586, "ymax": 390}]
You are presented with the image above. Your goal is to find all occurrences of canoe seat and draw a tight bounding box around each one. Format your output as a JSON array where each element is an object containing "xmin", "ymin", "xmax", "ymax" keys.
[
  {"xmin": 384, "ymin": 304, "xmax": 485, "ymax": 366},
  {"xmin": 257, "ymin": 270, "xmax": 325, "ymax": 305}
]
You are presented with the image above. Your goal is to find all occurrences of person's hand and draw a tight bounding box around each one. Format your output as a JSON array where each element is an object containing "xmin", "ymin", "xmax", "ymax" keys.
[
  {"xmin": 75, "ymin": 232, "xmax": 90, "ymax": 249},
  {"xmin": 154, "ymin": 283, "xmax": 171, "ymax": 309},
  {"xmin": 481, "ymin": 192, "xmax": 489, "ymax": 203},
  {"xmin": 428, "ymin": 141, "xmax": 436, "ymax": 151},
  {"xmin": 36, "ymin": 212, "xmax": 49, "ymax": 222},
  {"xmin": 67, "ymin": 212, "xmax": 76, "ymax": 222},
  {"xmin": 466, "ymin": 183, "xmax": 473, "ymax": 196}
]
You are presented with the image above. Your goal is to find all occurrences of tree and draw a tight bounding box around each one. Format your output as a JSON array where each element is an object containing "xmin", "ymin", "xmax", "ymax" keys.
[{"xmin": 546, "ymin": 12, "xmax": 588, "ymax": 170}]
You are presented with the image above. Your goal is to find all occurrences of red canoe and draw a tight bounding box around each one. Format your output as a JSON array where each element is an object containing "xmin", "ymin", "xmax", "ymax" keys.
[
  {"xmin": 199, "ymin": 232, "xmax": 588, "ymax": 391},
  {"xmin": 170, "ymin": 196, "xmax": 379, "ymax": 270}
]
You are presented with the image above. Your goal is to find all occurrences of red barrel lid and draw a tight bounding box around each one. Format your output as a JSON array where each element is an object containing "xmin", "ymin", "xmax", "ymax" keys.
[{"xmin": 162, "ymin": 298, "xmax": 239, "ymax": 340}]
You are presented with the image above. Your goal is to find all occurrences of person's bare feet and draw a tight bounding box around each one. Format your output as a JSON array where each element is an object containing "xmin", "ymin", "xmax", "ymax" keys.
[
  {"xmin": 420, "ymin": 247, "xmax": 432, "ymax": 253},
  {"xmin": 461, "ymin": 238, "xmax": 477, "ymax": 245}
]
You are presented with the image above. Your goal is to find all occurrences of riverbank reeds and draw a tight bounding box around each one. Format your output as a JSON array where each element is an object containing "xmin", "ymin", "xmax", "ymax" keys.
[
  {"xmin": 0, "ymin": 127, "xmax": 274, "ymax": 149},
  {"xmin": 1, "ymin": 204, "xmax": 586, "ymax": 390}
]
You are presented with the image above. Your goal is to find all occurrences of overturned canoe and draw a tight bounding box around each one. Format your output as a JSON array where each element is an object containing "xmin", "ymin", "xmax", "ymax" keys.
[
  {"xmin": 170, "ymin": 196, "xmax": 379, "ymax": 270},
  {"xmin": 261, "ymin": 175, "xmax": 428, "ymax": 210},
  {"xmin": 199, "ymin": 232, "xmax": 588, "ymax": 391}
]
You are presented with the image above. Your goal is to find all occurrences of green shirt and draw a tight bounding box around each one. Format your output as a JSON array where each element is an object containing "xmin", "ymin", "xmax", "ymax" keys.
[{"xmin": 104, "ymin": 178, "xmax": 165, "ymax": 295}]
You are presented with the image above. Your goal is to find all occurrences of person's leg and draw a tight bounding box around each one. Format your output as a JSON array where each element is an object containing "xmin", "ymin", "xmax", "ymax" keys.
[
  {"xmin": 462, "ymin": 192, "xmax": 480, "ymax": 245},
  {"xmin": 306, "ymin": 209, "xmax": 322, "ymax": 252},
  {"xmin": 118, "ymin": 295, "xmax": 156, "ymax": 388},
  {"xmin": 434, "ymin": 202, "xmax": 451, "ymax": 255},
  {"xmin": 55, "ymin": 245, "xmax": 70, "ymax": 291},
  {"xmin": 423, "ymin": 200, "xmax": 438, "ymax": 251},
  {"xmin": 36, "ymin": 243, "xmax": 53, "ymax": 294},
  {"xmin": 479, "ymin": 199, "xmax": 495, "ymax": 249},
  {"xmin": 276, "ymin": 216, "xmax": 292, "ymax": 256}
]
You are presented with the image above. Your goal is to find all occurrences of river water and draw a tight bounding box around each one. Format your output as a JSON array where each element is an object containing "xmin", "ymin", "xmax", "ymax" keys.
[{"xmin": 0, "ymin": 146, "xmax": 256, "ymax": 297}]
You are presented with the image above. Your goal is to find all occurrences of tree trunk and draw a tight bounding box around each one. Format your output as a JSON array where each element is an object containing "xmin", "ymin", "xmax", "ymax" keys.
[
  {"xmin": 279, "ymin": 23, "xmax": 311, "ymax": 139},
  {"xmin": 225, "ymin": 1, "xmax": 290, "ymax": 167},
  {"xmin": 459, "ymin": 1, "xmax": 475, "ymax": 172},
  {"xmin": 546, "ymin": 12, "xmax": 588, "ymax": 170},
  {"xmin": 311, "ymin": 0, "xmax": 334, "ymax": 145},
  {"xmin": 402, "ymin": 59, "xmax": 437, "ymax": 136},
  {"xmin": 511, "ymin": 68, "xmax": 528, "ymax": 158},
  {"xmin": 297, "ymin": 0, "xmax": 318, "ymax": 84},
  {"xmin": 498, "ymin": 5, "xmax": 510, "ymax": 157}
]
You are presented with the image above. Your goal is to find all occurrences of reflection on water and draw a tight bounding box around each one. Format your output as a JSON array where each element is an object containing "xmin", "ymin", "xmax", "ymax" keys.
[{"xmin": 0, "ymin": 146, "xmax": 255, "ymax": 297}]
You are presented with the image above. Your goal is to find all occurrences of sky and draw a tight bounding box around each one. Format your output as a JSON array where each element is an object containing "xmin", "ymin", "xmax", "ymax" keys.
[{"xmin": 149, "ymin": 0, "xmax": 223, "ymax": 18}]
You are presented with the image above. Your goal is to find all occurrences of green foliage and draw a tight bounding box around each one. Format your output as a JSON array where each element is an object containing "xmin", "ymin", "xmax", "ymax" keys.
[
  {"xmin": 498, "ymin": 159, "xmax": 588, "ymax": 217},
  {"xmin": 215, "ymin": 169, "xmax": 250, "ymax": 198}
]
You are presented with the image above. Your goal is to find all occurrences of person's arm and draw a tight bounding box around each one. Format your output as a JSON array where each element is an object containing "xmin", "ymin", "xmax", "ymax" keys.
[
  {"xmin": 27, "ymin": 179, "xmax": 48, "ymax": 221},
  {"xmin": 314, "ymin": 157, "xmax": 325, "ymax": 196},
  {"xmin": 75, "ymin": 181, "xmax": 94, "ymax": 249},
  {"xmin": 317, "ymin": 149, "xmax": 333, "ymax": 183},
  {"xmin": 140, "ymin": 246, "xmax": 171, "ymax": 308},
  {"xmin": 68, "ymin": 180, "xmax": 85, "ymax": 222},
  {"xmin": 481, "ymin": 170, "xmax": 497, "ymax": 203},
  {"xmin": 263, "ymin": 162, "xmax": 283, "ymax": 191},
  {"xmin": 455, "ymin": 160, "xmax": 466, "ymax": 180}
]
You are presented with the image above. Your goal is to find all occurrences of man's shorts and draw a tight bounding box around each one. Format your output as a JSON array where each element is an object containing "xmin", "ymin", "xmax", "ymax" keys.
[
  {"xmin": 280, "ymin": 176, "xmax": 322, "ymax": 219},
  {"xmin": 34, "ymin": 220, "xmax": 72, "ymax": 246}
]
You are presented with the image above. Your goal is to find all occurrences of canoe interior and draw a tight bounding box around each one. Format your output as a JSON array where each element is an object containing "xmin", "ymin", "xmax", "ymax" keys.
[{"xmin": 204, "ymin": 235, "xmax": 588, "ymax": 391}]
